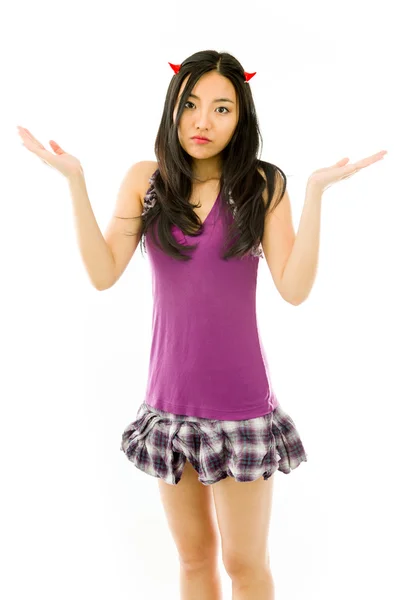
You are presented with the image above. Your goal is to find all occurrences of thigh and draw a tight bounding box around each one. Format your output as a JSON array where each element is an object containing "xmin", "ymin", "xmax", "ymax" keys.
[
  {"xmin": 157, "ymin": 457, "xmax": 220, "ymax": 568},
  {"xmin": 212, "ymin": 473, "xmax": 274, "ymax": 575}
]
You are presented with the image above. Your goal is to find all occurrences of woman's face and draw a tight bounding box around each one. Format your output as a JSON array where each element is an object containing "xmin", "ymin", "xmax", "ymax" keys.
[{"xmin": 173, "ymin": 71, "xmax": 239, "ymax": 161}]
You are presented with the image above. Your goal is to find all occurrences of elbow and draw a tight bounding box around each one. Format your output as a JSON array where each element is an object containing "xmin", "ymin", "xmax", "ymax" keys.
[
  {"xmin": 280, "ymin": 279, "xmax": 304, "ymax": 306},
  {"xmin": 291, "ymin": 298, "xmax": 303, "ymax": 306},
  {"xmin": 287, "ymin": 298, "xmax": 301, "ymax": 306},
  {"xmin": 93, "ymin": 280, "xmax": 114, "ymax": 291},
  {"xmin": 281, "ymin": 282, "xmax": 309, "ymax": 305},
  {"xmin": 92, "ymin": 271, "xmax": 117, "ymax": 291},
  {"xmin": 290, "ymin": 294, "xmax": 309, "ymax": 306},
  {"xmin": 283, "ymin": 293, "xmax": 306, "ymax": 306}
]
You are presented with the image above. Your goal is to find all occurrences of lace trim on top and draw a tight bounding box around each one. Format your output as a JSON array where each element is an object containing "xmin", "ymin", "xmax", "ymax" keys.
[{"xmin": 142, "ymin": 170, "xmax": 264, "ymax": 259}]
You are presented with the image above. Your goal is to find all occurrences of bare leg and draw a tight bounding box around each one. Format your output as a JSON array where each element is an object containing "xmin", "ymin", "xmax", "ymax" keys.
[
  {"xmin": 231, "ymin": 564, "xmax": 275, "ymax": 600},
  {"xmin": 212, "ymin": 473, "xmax": 276, "ymax": 600},
  {"xmin": 180, "ymin": 559, "xmax": 223, "ymax": 600},
  {"xmin": 157, "ymin": 459, "xmax": 223, "ymax": 600}
]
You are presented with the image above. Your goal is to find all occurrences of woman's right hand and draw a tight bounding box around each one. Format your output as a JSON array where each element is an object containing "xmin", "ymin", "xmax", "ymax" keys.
[{"xmin": 17, "ymin": 126, "xmax": 83, "ymax": 179}]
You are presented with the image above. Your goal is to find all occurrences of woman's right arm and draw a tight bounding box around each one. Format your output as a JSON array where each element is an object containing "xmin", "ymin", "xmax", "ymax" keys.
[
  {"xmin": 68, "ymin": 172, "xmax": 118, "ymax": 291},
  {"xmin": 17, "ymin": 126, "xmax": 147, "ymax": 291},
  {"xmin": 69, "ymin": 161, "xmax": 148, "ymax": 291}
]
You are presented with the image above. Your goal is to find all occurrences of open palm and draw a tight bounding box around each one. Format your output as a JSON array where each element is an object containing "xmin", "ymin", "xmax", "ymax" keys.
[
  {"xmin": 17, "ymin": 126, "xmax": 82, "ymax": 178},
  {"xmin": 308, "ymin": 150, "xmax": 387, "ymax": 192}
]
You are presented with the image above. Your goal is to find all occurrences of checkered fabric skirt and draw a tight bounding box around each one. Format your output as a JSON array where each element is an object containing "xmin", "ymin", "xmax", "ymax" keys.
[{"xmin": 120, "ymin": 401, "xmax": 308, "ymax": 486}]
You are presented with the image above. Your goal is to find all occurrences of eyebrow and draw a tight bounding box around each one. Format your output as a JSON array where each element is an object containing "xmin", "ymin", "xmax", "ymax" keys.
[{"xmin": 187, "ymin": 93, "xmax": 235, "ymax": 104}]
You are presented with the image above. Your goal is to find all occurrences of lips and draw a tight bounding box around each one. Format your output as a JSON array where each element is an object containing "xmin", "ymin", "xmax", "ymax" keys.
[{"xmin": 192, "ymin": 136, "xmax": 211, "ymax": 141}]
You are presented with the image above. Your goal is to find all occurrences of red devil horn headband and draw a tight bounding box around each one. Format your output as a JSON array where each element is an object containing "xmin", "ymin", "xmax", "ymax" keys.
[{"xmin": 168, "ymin": 62, "xmax": 256, "ymax": 82}]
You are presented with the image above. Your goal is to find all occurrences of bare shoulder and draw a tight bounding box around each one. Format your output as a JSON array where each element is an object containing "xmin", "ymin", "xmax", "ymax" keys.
[
  {"xmin": 257, "ymin": 165, "xmax": 285, "ymax": 212},
  {"xmin": 136, "ymin": 160, "xmax": 159, "ymax": 208}
]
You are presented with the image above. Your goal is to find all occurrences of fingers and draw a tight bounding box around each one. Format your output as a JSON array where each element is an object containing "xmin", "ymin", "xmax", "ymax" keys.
[
  {"xmin": 337, "ymin": 151, "xmax": 386, "ymax": 171},
  {"xmin": 339, "ymin": 154, "xmax": 384, "ymax": 174},
  {"xmin": 49, "ymin": 140, "xmax": 64, "ymax": 154},
  {"xmin": 20, "ymin": 127, "xmax": 37, "ymax": 142},
  {"xmin": 356, "ymin": 156, "xmax": 384, "ymax": 169},
  {"xmin": 17, "ymin": 126, "xmax": 66, "ymax": 171},
  {"xmin": 18, "ymin": 126, "xmax": 46, "ymax": 151},
  {"xmin": 358, "ymin": 151, "xmax": 387, "ymax": 167}
]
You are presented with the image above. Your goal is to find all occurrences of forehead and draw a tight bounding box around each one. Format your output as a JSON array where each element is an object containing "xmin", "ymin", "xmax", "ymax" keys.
[{"xmin": 178, "ymin": 71, "xmax": 236, "ymax": 101}]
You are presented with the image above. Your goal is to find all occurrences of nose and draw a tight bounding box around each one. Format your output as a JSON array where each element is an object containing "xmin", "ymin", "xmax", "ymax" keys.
[{"xmin": 194, "ymin": 109, "xmax": 212, "ymax": 130}]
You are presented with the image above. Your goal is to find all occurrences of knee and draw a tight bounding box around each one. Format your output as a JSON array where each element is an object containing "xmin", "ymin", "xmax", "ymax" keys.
[
  {"xmin": 179, "ymin": 554, "xmax": 218, "ymax": 573},
  {"xmin": 223, "ymin": 551, "xmax": 270, "ymax": 580},
  {"xmin": 179, "ymin": 546, "xmax": 219, "ymax": 573}
]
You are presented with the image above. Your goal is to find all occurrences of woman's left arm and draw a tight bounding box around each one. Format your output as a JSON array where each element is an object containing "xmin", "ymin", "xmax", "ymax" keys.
[
  {"xmin": 280, "ymin": 182, "xmax": 323, "ymax": 306},
  {"xmin": 280, "ymin": 150, "xmax": 387, "ymax": 305}
]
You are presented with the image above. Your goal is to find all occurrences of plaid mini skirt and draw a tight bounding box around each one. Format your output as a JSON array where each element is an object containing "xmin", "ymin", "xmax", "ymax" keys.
[{"xmin": 120, "ymin": 401, "xmax": 308, "ymax": 486}]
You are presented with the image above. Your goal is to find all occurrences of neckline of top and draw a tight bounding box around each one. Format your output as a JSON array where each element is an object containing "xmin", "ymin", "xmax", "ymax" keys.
[
  {"xmin": 199, "ymin": 191, "xmax": 221, "ymax": 226},
  {"xmin": 148, "ymin": 169, "xmax": 221, "ymax": 227}
]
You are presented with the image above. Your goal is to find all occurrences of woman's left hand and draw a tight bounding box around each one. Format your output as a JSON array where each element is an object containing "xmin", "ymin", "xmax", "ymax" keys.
[{"xmin": 308, "ymin": 150, "xmax": 387, "ymax": 193}]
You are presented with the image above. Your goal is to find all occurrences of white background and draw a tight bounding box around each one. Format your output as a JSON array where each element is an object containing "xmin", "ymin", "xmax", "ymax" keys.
[{"xmin": 1, "ymin": 0, "xmax": 399, "ymax": 598}]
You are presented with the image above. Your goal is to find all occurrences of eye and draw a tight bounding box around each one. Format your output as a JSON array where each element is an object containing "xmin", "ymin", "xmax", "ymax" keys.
[{"xmin": 184, "ymin": 101, "xmax": 229, "ymax": 114}]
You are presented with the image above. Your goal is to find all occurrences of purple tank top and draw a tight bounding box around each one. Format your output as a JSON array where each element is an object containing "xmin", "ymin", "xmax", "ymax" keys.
[{"xmin": 141, "ymin": 169, "xmax": 279, "ymax": 420}]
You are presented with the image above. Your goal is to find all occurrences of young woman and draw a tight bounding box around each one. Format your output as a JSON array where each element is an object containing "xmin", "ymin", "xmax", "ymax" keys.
[{"xmin": 17, "ymin": 49, "xmax": 386, "ymax": 600}]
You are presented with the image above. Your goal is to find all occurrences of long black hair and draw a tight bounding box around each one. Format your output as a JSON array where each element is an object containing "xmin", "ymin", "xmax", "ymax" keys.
[{"xmin": 129, "ymin": 49, "xmax": 287, "ymax": 261}]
